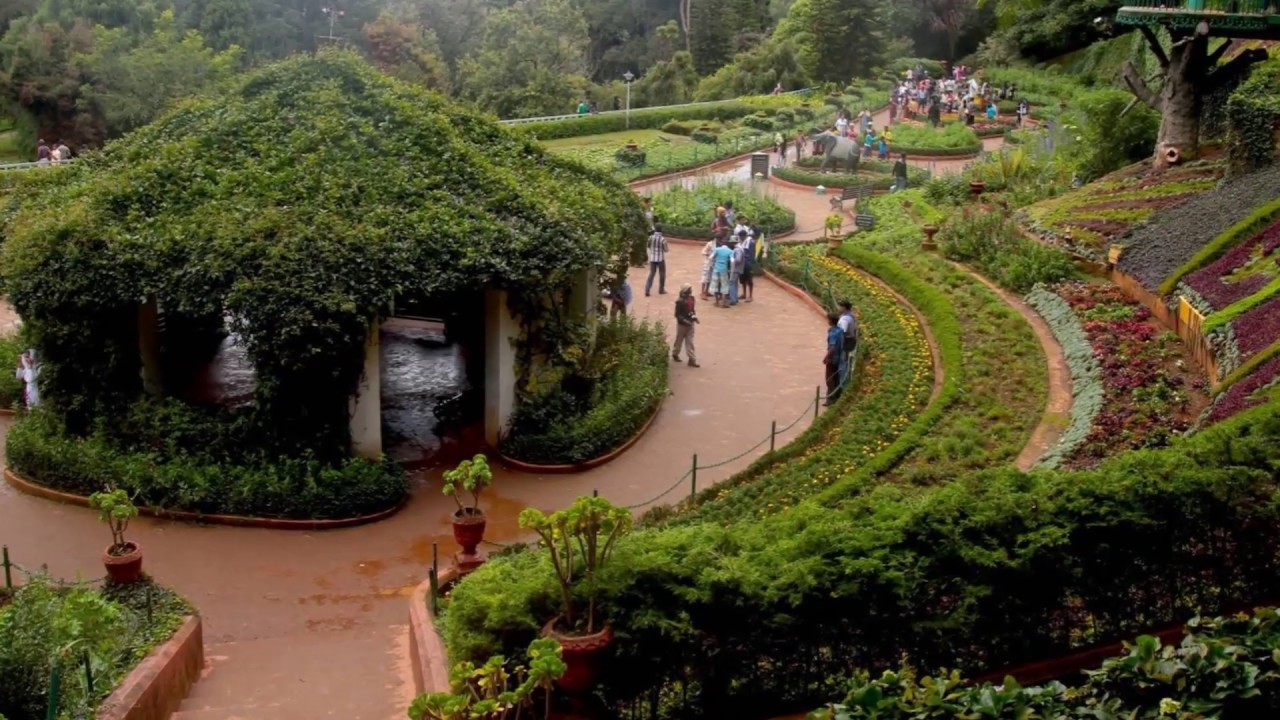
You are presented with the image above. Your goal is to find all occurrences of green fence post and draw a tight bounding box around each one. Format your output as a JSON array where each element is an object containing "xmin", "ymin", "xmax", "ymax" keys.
[
  {"xmin": 45, "ymin": 665, "xmax": 61, "ymax": 720},
  {"xmin": 2, "ymin": 545, "xmax": 11, "ymax": 590},
  {"xmin": 427, "ymin": 567, "xmax": 439, "ymax": 617},
  {"xmin": 814, "ymin": 386, "xmax": 821, "ymax": 419},
  {"xmin": 690, "ymin": 454, "xmax": 698, "ymax": 498},
  {"xmin": 82, "ymin": 650, "xmax": 94, "ymax": 695},
  {"xmin": 770, "ymin": 420, "xmax": 777, "ymax": 452},
  {"xmin": 432, "ymin": 542, "xmax": 438, "ymax": 577}
]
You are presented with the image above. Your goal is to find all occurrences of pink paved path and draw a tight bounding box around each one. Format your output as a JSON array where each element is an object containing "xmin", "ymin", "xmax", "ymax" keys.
[{"xmin": 0, "ymin": 244, "xmax": 825, "ymax": 719}]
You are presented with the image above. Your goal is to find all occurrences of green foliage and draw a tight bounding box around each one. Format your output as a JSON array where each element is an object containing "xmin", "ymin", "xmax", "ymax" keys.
[
  {"xmin": 501, "ymin": 318, "xmax": 668, "ymax": 465},
  {"xmin": 1059, "ymin": 87, "xmax": 1159, "ymax": 182},
  {"xmin": 939, "ymin": 208, "xmax": 1076, "ymax": 293},
  {"xmin": 407, "ymin": 638, "xmax": 565, "ymax": 720},
  {"xmin": 0, "ymin": 332, "xmax": 26, "ymax": 408},
  {"xmin": 633, "ymin": 51, "xmax": 699, "ymax": 107},
  {"xmin": 691, "ymin": 128, "xmax": 719, "ymax": 144},
  {"xmin": 650, "ymin": 180, "xmax": 795, "ymax": 236},
  {"xmin": 773, "ymin": 163, "xmax": 929, "ymax": 190},
  {"xmin": 518, "ymin": 496, "xmax": 631, "ymax": 633},
  {"xmin": 1026, "ymin": 285, "xmax": 1103, "ymax": 469},
  {"xmin": 777, "ymin": 0, "xmax": 888, "ymax": 84},
  {"xmin": 88, "ymin": 485, "xmax": 137, "ymax": 553},
  {"xmin": 613, "ymin": 144, "xmax": 646, "ymax": 167},
  {"xmin": 6, "ymin": 409, "xmax": 408, "ymax": 519},
  {"xmin": 1226, "ymin": 56, "xmax": 1280, "ymax": 177},
  {"xmin": 520, "ymin": 101, "xmax": 760, "ymax": 141},
  {"xmin": 442, "ymin": 454, "xmax": 492, "ymax": 516},
  {"xmin": 0, "ymin": 575, "xmax": 191, "ymax": 719},
  {"xmin": 886, "ymin": 122, "xmax": 981, "ymax": 155},
  {"xmin": 693, "ymin": 37, "xmax": 812, "ymax": 101},
  {"xmin": 812, "ymin": 607, "xmax": 1280, "ymax": 719},
  {"xmin": 0, "ymin": 51, "xmax": 645, "ymax": 460}
]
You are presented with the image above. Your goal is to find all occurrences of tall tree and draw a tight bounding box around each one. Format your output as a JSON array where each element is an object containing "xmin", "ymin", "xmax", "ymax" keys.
[
  {"xmin": 776, "ymin": 0, "xmax": 886, "ymax": 83},
  {"xmin": 198, "ymin": 0, "xmax": 252, "ymax": 52},
  {"xmin": 362, "ymin": 10, "xmax": 450, "ymax": 92},
  {"xmin": 919, "ymin": 0, "xmax": 974, "ymax": 60},
  {"xmin": 688, "ymin": 0, "xmax": 732, "ymax": 72}
]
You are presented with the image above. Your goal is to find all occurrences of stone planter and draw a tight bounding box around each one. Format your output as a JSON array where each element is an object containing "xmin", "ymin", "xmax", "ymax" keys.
[
  {"xmin": 452, "ymin": 509, "xmax": 487, "ymax": 572},
  {"xmin": 922, "ymin": 224, "xmax": 939, "ymax": 251}
]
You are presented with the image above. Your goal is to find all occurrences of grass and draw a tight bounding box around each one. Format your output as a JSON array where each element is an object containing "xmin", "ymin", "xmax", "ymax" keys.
[
  {"xmin": 0, "ymin": 130, "xmax": 22, "ymax": 163},
  {"xmin": 540, "ymin": 128, "xmax": 683, "ymax": 151}
]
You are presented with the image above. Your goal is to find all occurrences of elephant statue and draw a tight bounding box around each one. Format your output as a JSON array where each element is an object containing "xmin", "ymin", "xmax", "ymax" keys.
[{"xmin": 812, "ymin": 130, "xmax": 860, "ymax": 174}]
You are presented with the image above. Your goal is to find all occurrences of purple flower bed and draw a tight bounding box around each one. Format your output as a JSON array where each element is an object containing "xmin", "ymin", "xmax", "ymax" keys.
[
  {"xmin": 1232, "ymin": 293, "xmax": 1280, "ymax": 361},
  {"xmin": 1204, "ymin": 353, "xmax": 1280, "ymax": 426},
  {"xmin": 1182, "ymin": 218, "xmax": 1280, "ymax": 311}
]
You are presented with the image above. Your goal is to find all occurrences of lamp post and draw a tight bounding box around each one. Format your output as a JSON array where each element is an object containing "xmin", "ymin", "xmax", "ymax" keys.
[
  {"xmin": 623, "ymin": 71, "xmax": 635, "ymax": 128},
  {"xmin": 320, "ymin": 6, "xmax": 344, "ymax": 44}
]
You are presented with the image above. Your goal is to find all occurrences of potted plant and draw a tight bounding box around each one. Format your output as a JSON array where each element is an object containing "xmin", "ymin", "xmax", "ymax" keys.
[
  {"xmin": 89, "ymin": 487, "xmax": 142, "ymax": 584},
  {"xmin": 408, "ymin": 638, "xmax": 565, "ymax": 720},
  {"xmin": 825, "ymin": 213, "xmax": 844, "ymax": 247},
  {"xmin": 443, "ymin": 454, "xmax": 492, "ymax": 570},
  {"xmin": 519, "ymin": 496, "xmax": 632, "ymax": 697},
  {"xmin": 969, "ymin": 179, "xmax": 986, "ymax": 196}
]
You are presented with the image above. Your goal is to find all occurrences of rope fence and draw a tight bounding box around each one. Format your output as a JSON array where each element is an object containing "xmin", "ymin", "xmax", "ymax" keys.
[{"xmin": 1, "ymin": 544, "xmax": 106, "ymax": 591}]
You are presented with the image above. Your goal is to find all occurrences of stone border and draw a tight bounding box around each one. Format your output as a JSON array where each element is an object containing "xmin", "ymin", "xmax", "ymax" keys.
[
  {"xmin": 409, "ymin": 568, "xmax": 459, "ymax": 695},
  {"xmin": 96, "ymin": 615, "xmax": 204, "ymax": 720},
  {"xmin": 3, "ymin": 468, "xmax": 407, "ymax": 530},
  {"xmin": 496, "ymin": 395, "xmax": 666, "ymax": 474}
]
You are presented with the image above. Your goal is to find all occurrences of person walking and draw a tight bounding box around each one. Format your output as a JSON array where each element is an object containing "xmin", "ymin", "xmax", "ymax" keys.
[
  {"xmin": 739, "ymin": 225, "xmax": 757, "ymax": 302},
  {"xmin": 794, "ymin": 130, "xmax": 806, "ymax": 161},
  {"xmin": 892, "ymin": 152, "xmax": 909, "ymax": 193},
  {"xmin": 823, "ymin": 313, "xmax": 845, "ymax": 405},
  {"xmin": 15, "ymin": 349, "xmax": 40, "ymax": 407},
  {"xmin": 711, "ymin": 236, "xmax": 733, "ymax": 307},
  {"xmin": 645, "ymin": 224, "xmax": 668, "ymax": 296},
  {"xmin": 672, "ymin": 285, "xmax": 699, "ymax": 368},
  {"xmin": 837, "ymin": 300, "xmax": 858, "ymax": 387},
  {"xmin": 727, "ymin": 233, "xmax": 744, "ymax": 306},
  {"xmin": 35, "ymin": 139, "xmax": 50, "ymax": 164}
]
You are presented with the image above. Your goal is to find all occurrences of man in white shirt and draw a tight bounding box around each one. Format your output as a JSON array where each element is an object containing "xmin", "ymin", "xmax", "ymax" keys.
[
  {"xmin": 645, "ymin": 224, "xmax": 668, "ymax": 296},
  {"xmin": 835, "ymin": 113, "xmax": 849, "ymax": 137}
]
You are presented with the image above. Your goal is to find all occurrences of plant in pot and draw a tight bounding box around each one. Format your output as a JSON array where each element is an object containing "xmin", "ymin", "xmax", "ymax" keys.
[
  {"xmin": 519, "ymin": 496, "xmax": 631, "ymax": 699},
  {"xmin": 443, "ymin": 454, "xmax": 492, "ymax": 572},
  {"xmin": 824, "ymin": 213, "xmax": 844, "ymax": 246},
  {"xmin": 89, "ymin": 486, "xmax": 142, "ymax": 584},
  {"xmin": 407, "ymin": 638, "xmax": 565, "ymax": 720}
]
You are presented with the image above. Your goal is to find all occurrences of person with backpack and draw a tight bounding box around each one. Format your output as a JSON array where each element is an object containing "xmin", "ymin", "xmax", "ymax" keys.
[{"xmin": 672, "ymin": 284, "xmax": 700, "ymax": 368}]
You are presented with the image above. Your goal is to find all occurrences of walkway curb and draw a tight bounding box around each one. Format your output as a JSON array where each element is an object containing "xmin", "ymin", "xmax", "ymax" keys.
[
  {"xmin": 2, "ymin": 468, "xmax": 407, "ymax": 530},
  {"xmin": 96, "ymin": 615, "xmax": 204, "ymax": 720},
  {"xmin": 767, "ymin": 174, "xmax": 892, "ymax": 194},
  {"xmin": 409, "ymin": 568, "xmax": 458, "ymax": 695},
  {"xmin": 628, "ymin": 150, "xmax": 762, "ymax": 191},
  {"xmin": 665, "ymin": 228, "xmax": 797, "ymax": 246},
  {"xmin": 496, "ymin": 396, "xmax": 666, "ymax": 474},
  {"xmin": 761, "ymin": 269, "xmax": 828, "ymax": 317}
]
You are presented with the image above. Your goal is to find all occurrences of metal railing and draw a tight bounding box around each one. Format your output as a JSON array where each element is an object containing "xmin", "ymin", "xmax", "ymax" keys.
[
  {"xmin": 496, "ymin": 88, "xmax": 816, "ymax": 126},
  {"xmin": 1119, "ymin": 0, "xmax": 1280, "ymax": 13},
  {"xmin": 0, "ymin": 159, "xmax": 75, "ymax": 172}
]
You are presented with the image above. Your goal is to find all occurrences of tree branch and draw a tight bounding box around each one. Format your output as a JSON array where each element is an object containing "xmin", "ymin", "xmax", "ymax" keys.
[
  {"xmin": 1122, "ymin": 60, "xmax": 1162, "ymax": 112},
  {"xmin": 1205, "ymin": 39, "xmax": 1233, "ymax": 68},
  {"xmin": 1138, "ymin": 24, "xmax": 1169, "ymax": 69},
  {"xmin": 1207, "ymin": 47, "xmax": 1269, "ymax": 84}
]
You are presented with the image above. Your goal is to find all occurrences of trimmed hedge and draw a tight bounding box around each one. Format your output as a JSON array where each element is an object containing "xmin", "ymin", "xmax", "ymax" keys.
[
  {"xmin": 6, "ymin": 410, "xmax": 407, "ymax": 519},
  {"xmin": 518, "ymin": 101, "xmax": 760, "ymax": 141},
  {"xmin": 888, "ymin": 143, "xmax": 981, "ymax": 157},
  {"xmin": 1025, "ymin": 285, "xmax": 1103, "ymax": 469},
  {"xmin": 500, "ymin": 318, "xmax": 668, "ymax": 465},
  {"xmin": 651, "ymin": 179, "xmax": 796, "ymax": 238},
  {"xmin": 773, "ymin": 164, "xmax": 930, "ymax": 190}
]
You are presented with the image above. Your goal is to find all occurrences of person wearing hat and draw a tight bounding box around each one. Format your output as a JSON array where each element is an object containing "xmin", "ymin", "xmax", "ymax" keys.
[
  {"xmin": 672, "ymin": 284, "xmax": 699, "ymax": 368},
  {"xmin": 710, "ymin": 234, "xmax": 734, "ymax": 307}
]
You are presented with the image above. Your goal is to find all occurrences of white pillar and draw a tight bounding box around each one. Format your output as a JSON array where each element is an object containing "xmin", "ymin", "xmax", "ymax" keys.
[
  {"xmin": 484, "ymin": 289, "xmax": 518, "ymax": 446},
  {"xmin": 138, "ymin": 298, "xmax": 162, "ymax": 397},
  {"xmin": 349, "ymin": 321, "xmax": 382, "ymax": 460}
]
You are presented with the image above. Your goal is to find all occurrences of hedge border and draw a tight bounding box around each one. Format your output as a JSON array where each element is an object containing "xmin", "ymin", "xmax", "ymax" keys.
[
  {"xmin": 887, "ymin": 143, "xmax": 982, "ymax": 158},
  {"xmin": 410, "ymin": 567, "xmax": 457, "ymax": 696},
  {"xmin": 1158, "ymin": 195, "xmax": 1280, "ymax": 296},
  {"xmin": 2, "ymin": 467, "xmax": 408, "ymax": 529},
  {"xmin": 495, "ymin": 393, "xmax": 666, "ymax": 474}
]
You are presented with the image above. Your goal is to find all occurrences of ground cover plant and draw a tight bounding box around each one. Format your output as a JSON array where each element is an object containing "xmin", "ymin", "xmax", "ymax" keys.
[
  {"xmin": 1202, "ymin": 353, "xmax": 1280, "ymax": 429},
  {"xmin": 544, "ymin": 124, "xmax": 777, "ymax": 182},
  {"xmin": 1019, "ymin": 160, "xmax": 1222, "ymax": 260},
  {"xmin": 442, "ymin": 398, "xmax": 1280, "ymax": 719},
  {"xmin": 648, "ymin": 180, "xmax": 795, "ymax": 237},
  {"xmin": 0, "ymin": 575, "xmax": 191, "ymax": 719},
  {"xmin": 1206, "ymin": 294, "xmax": 1280, "ymax": 381},
  {"xmin": 810, "ymin": 607, "xmax": 1280, "ymax": 719},
  {"xmin": 1179, "ymin": 216, "xmax": 1280, "ymax": 314},
  {"xmin": 775, "ymin": 160, "xmax": 929, "ymax": 190},
  {"xmin": 884, "ymin": 121, "xmax": 980, "ymax": 156},
  {"xmin": 1119, "ymin": 164, "xmax": 1280, "ymax": 292},
  {"xmin": 1026, "ymin": 285, "xmax": 1103, "ymax": 469},
  {"xmin": 938, "ymin": 207, "xmax": 1076, "ymax": 293},
  {"xmin": 661, "ymin": 243, "xmax": 934, "ymax": 523},
  {"xmin": 500, "ymin": 318, "xmax": 668, "ymax": 465},
  {"xmin": 1051, "ymin": 281, "xmax": 1208, "ymax": 469}
]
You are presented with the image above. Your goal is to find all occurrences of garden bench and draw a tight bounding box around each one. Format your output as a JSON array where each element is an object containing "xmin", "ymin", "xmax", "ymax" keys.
[{"xmin": 830, "ymin": 184, "xmax": 871, "ymax": 212}]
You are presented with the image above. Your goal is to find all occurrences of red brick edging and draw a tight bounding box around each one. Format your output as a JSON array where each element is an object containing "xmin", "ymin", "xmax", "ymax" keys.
[
  {"xmin": 496, "ymin": 396, "xmax": 666, "ymax": 474},
  {"xmin": 2, "ymin": 468, "xmax": 407, "ymax": 530},
  {"xmin": 95, "ymin": 615, "xmax": 204, "ymax": 720},
  {"xmin": 409, "ymin": 568, "xmax": 459, "ymax": 695},
  {"xmin": 761, "ymin": 268, "xmax": 828, "ymax": 318}
]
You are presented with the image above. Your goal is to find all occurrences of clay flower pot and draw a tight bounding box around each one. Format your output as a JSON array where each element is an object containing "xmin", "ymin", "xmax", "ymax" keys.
[
  {"xmin": 624, "ymin": 142, "xmax": 639, "ymax": 151},
  {"xmin": 452, "ymin": 509, "xmax": 487, "ymax": 556},
  {"xmin": 103, "ymin": 541, "xmax": 143, "ymax": 584},
  {"xmin": 969, "ymin": 180, "xmax": 986, "ymax": 196},
  {"xmin": 542, "ymin": 617, "xmax": 615, "ymax": 695}
]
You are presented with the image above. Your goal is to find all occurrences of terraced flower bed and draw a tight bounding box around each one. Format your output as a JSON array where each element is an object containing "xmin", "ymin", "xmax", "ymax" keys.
[
  {"xmin": 1020, "ymin": 160, "xmax": 1222, "ymax": 260},
  {"xmin": 1025, "ymin": 286, "xmax": 1103, "ymax": 469},
  {"xmin": 1201, "ymin": 353, "xmax": 1280, "ymax": 427},
  {"xmin": 1119, "ymin": 164, "xmax": 1280, "ymax": 292},
  {"xmin": 777, "ymin": 156, "xmax": 930, "ymax": 189},
  {"xmin": 668, "ymin": 243, "xmax": 934, "ymax": 523},
  {"xmin": 1207, "ymin": 294, "xmax": 1280, "ymax": 380},
  {"xmin": 1180, "ymin": 217, "xmax": 1280, "ymax": 313},
  {"xmin": 1050, "ymin": 281, "xmax": 1209, "ymax": 468}
]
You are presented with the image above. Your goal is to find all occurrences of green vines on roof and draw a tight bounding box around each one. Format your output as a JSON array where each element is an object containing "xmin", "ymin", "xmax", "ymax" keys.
[{"xmin": 1226, "ymin": 57, "xmax": 1280, "ymax": 177}]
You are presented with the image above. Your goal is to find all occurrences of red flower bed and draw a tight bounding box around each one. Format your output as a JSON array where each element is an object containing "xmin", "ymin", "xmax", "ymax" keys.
[
  {"xmin": 1056, "ymin": 282, "xmax": 1210, "ymax": 468},
  {"xmin": 1183, "ymin": 218, "xmax": 1280, "ymax": 311},
  {"xmin": 1232, "ymin": 294, "xmax": 1280, "ymax": 361},
  {"xmin": 1203, "ymin": 353, "xmax": 1280, "ymax": 426},
  {"xmin": 1071, "ymin": 195, "xmax": 1196, "ymax": 214}
]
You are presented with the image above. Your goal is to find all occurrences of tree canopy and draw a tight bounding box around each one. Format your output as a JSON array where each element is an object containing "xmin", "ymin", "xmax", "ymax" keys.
[{"xmin": 0, "ymin": 50, "xmax": 645, "ymax": 453}]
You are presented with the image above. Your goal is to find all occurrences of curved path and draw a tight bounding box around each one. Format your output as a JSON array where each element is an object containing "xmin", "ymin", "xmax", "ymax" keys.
[{"xmin": 0, "ymin": 242, "xmax": 826, "ymax": 718}]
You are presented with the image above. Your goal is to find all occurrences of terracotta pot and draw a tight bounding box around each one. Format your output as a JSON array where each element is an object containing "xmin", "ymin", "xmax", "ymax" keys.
[
  {"xmin": 827, "ymin": 236, "xmax": 841, "ymax": 249},
  {"xmin": 624, "ymin": 142, "xmax": 639, "ymax": 151},
  {"xmin": 969, "ymin": 180, "xmax": 986, "ymax": 196},
  {"xmin": 451, "ymin": 509, "xmax": 486, "ymax": 556},
  {"xmin": 923, "ymin": 224, "xmax": 939, "ymax": 241},
  {"xmin": 542, "ymin": 617, "xmax": 615, "ymax": 695},
  {"xmin": 103, "ymin": 542, "xmax": 143, "ymax": 584}
]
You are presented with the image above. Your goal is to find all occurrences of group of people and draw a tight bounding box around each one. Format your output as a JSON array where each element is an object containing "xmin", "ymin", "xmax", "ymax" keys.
[
  {"xmin": 35, "ymin": 139, "xmax": 71, "ymax": 164},
  {"xmin": 702, "ymin": 203, "xmax": 761, "ymax": 309},
  {"xmin": 891, "ymin": 65, "xmax": 1030, "ymax": 129}
]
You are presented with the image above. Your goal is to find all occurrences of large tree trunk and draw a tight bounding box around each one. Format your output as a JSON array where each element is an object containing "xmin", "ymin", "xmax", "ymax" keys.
[{"xmin": 1123, "ymin": 23, "xmax": 1268, "ymax": 167}]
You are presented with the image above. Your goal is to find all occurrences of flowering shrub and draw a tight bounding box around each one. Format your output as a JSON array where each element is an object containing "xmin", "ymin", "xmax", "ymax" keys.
[
  {"xmin": 1181, "ymin": 217, "xmax": 1280, "ymax": 311},
  {"xmin": 1052, "ymin": 282, "xmax": 1208, "ymax": 468},
  {"xmin": 1026, "ymin": 285, "xmax": 1103, "ymax": 469},
  {"xmin": 939, "ymin": 207, "xmax": 1075, "ymax": 293}
]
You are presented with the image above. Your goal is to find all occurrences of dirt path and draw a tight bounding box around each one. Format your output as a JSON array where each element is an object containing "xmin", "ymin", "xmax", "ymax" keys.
[{"xmin": 0, "ymin": 242, "xmax": 826, "ymax": 719}]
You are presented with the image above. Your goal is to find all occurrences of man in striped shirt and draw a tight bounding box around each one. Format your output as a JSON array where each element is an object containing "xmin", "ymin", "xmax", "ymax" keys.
[{"xmin": 645, "ymin": 224, "xmax": 668, "ymax": 296}]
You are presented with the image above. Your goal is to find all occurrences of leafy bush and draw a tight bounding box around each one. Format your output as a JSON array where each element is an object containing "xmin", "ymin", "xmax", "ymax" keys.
[
  {"xmin": 691, "ymin": 128, "xmax": 718, "ymax": 144},
  {"xmin": 939, "ymin": 209, "xmax": 1076, "ymax": 293},
  {"xmin": 500, "ymin": 318, "xmax": 668, "ymax": 465},
  {"xmin": 613, "ymin": 144, "xmax": 646, "ymax": 167},
  {"xmin": 813, "ymin": 607, "xmax": 1280, "ymax": 719},
  {"xmin": 886, "ymin": 122, "xmax": 981, "ymax": 155},
  {"xmin": 650, "ymin": 180, "xmax": 795, "ymax": 236},
  {"xmin": 1059, "ymin": 88, "xmax": 1158, "ymax": 181},
  {"xmin": 0, "ymin": 332, "xmax": 26, "ymax": 409},
  {"xmin": 774, "ymin": 164, "xmax": 929, "ymax": 190},
  {"xmin": 518, "ymin": 101, "xmax": 759, "ymax": 141},
  {"xmin": 742, "ymin": 114, "xmax": 775, "ymax": 131},
  {"xmin": 6, "ymin": 409, "xmax": 407, "ymax": 519},
  {"xmin": 0, "ymin": 575, "xmax": 191, "ymax": 719}
]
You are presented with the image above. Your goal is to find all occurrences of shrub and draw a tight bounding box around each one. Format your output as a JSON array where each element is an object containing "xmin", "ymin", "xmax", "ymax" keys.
[
  {"xmin": 774, "ymin": 164, "xmax": 929, "ymax": 191},
  {"xmin": 500, "ymin": 318, "xmax": 668, "ymax": 465},
  {"xmin": 0, "ymin": 332, "xmax": 26, "ymax": 408},
  {"xmin": 1060, "ymin": 88, "xmax": 1158, "ymax": 181},
  {"xmin": 939, "ymin": 209, "xmax": 1076, "ymax": 293},
  {"xmin": 691, "ymin": 129, "xmax": 718, "ymax": 144},
  {"xmin": 886, "ymin": 122, "xmax": 981, "ymax": 155},
  {"xmin": 6, "ymin": 409, "xmax": 407, "ymax": 519},
  {"xmin": 661, "ymin": 120, "xmax": 696, "ymax": 136},
  {"xmin": 742, "ymin": 114, "xmax": 775, "ymax": 131},
  {"xmin": 613, "ymin": 145, "xmax": 646, "ymax": 167},
  {"xmin": 774, "ymin": 108, "xmax": 795, "ymax": 125},
  {"xmin": 650, "ymin": 180, "xmax": 795, "ymax": 236},
  {"xmin": 519, "ymin": 101, "xmax": 759, "ymax": 141}
]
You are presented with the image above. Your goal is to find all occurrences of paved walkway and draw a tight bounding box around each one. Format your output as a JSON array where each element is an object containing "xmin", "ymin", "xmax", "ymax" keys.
[{"xmin": 0, "ymin": 244, "xmax": 825, "ymax": 719}]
